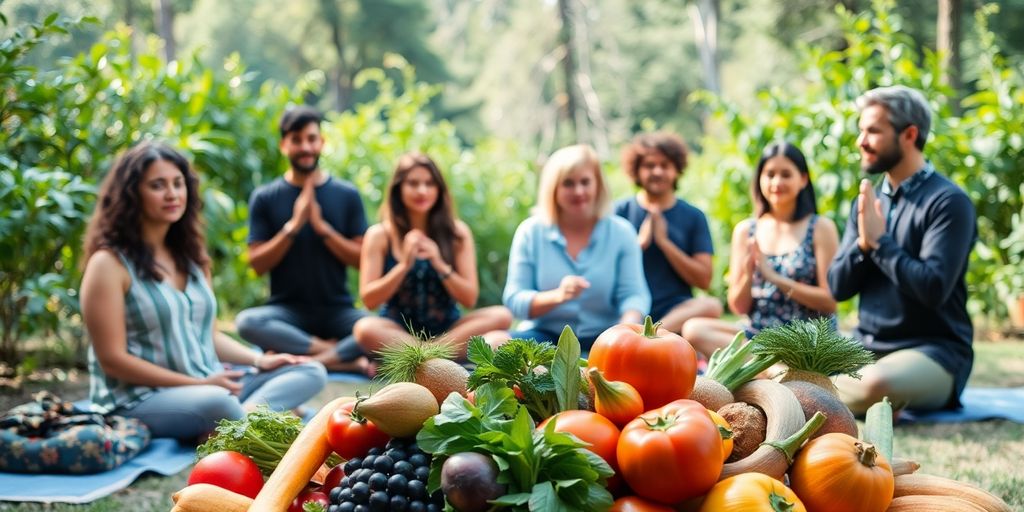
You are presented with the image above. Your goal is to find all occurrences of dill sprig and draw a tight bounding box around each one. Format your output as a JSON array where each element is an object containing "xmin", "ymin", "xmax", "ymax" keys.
[
  {"xmin": 376, "ymin": 338, "xmax": 457, "ymax": 384},
  {"xmin": 751, "ymin": 318, "xmax": 874, "ymax": 378}
]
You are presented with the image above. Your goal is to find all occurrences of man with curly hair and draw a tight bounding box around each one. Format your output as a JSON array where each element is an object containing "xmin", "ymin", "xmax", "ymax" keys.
[{"xmin": 615, "ymin": 132, "xmax": 722, "ymax": 334}]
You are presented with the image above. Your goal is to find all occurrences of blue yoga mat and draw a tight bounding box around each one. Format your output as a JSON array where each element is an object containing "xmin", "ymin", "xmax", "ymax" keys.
[
  {"xmin": 900, "ymin": 387, "xmax": 1024, "ymax": 424},
  {"xmin": 0, "ymin": 438, "xmax": 194, "ymax": 504},
  {"xmin": 327, "ymin": 371, "xmax": 373, "ymax": 383}
]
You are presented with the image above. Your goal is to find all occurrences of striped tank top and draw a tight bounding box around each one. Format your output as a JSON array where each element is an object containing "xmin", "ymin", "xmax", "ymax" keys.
[{"xmin": 88, "ymin": 253, "xmax": 222, "ymax": 413}]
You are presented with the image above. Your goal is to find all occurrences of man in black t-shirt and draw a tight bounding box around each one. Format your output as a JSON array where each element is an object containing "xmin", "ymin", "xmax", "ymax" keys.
[
  {"xmin": 235, "ymin": 106, "xmax": 370, "ymax": 372},
  {"xmin": 829, "ymin": 86, "xmax": 977, "ymax": 414}
]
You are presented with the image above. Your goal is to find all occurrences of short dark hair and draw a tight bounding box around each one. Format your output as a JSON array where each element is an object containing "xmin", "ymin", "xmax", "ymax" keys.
[
  {"xmin": 279, "ymin": 105, "xmax": 322, "ymax": 138},
  {"xmin": 621, "ymin": 132, "xmax": 689, "ymax": 190},
  {"xmin": 751, "ymin": 142, "xmax": 818, "ymax": 221}
]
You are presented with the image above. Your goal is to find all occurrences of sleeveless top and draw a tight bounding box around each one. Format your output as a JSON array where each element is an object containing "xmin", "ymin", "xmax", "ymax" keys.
[
  {"xmin": 88, "ymin": 253, "xmax": 221, "ymax": 414},
  {"xmin": 747, "ymin": 215, "xmax": 837, "ymax": 333},
  {"xmin": 379, "ymin": 240, "xmax": 461, "ymax": 337}
]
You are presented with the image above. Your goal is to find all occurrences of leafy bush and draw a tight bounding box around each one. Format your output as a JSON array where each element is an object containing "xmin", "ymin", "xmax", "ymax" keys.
[
  {"xmin": 689, "ymin": 0, "xmax": 1024, "ymax": 322},
  {"xmin": 1, "ymin": 13, "xmax": 301, "ymax": 364}
]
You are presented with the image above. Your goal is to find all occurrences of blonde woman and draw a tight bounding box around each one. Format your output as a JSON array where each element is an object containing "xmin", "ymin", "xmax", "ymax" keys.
[{"xmin": 502, "ymin": 144, "xmax": 651, "ymax": 350}]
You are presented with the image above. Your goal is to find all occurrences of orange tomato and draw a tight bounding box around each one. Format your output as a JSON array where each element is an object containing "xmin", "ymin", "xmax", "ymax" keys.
[
  {"xmin": 588, "ymin": 317, "xmax": 698, "ymax": 410},
  {"xmin": 617, "ymin": 399, "xmax": 723, "ymax": 504}
]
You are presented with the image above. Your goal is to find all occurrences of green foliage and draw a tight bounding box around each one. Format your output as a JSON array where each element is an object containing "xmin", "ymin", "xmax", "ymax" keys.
[
  {"xmin": 691, "ymin": 0, "xmax": 1024, "ymax": 321},
  {"xmin": 1, "ymin": 11, "xmax": 301, "ymax": 363}
]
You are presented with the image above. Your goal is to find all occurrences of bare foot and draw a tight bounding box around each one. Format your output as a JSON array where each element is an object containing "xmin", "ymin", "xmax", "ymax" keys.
[
  {"xmin": 316, "ymin": 353, "xmax": 373, "ymax": 375},
  {"xmin": 308, "ymin": 336, "xmax": 339, "ymax": 355}
]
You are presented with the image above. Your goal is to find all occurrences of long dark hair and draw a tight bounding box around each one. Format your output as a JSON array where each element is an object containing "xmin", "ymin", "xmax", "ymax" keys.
[
  {"xmin": 83, "ymin": 142, "xmax": 208, "ymax": 281},
  {"xmin": 381, "ymin": 152, "xmax": 461, "ymax": 265},
  {"xmin": 751, "ymin": 142, "xmax": 817, "ymax": 221}
]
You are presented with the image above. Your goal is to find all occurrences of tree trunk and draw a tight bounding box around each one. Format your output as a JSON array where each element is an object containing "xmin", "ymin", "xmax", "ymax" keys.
[
  {"xmin": 557, "ymin": 0, "xmax": 581, "ymax": 142},
  {"xmin": 123, "ymin": 0, "xmax": 143, "ymax": 61},
  {"xmin": 319, "ymin": 0, "xmax": 352, "ymax": 112},
  {"xmin": 688, "ymin": 0, "xmax": 720, "ymax": 95},
  {"xmin": 937, "ymin": 0, "xmax": 962, "ymax": 109},
  {"xmin": 152, "ymin": 0, "xmax": 176, "ymax": 62}
]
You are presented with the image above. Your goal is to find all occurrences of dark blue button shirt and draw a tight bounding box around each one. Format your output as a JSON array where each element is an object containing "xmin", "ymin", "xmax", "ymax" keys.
[{"xmin": 828, "ymin": 163, "xmax": 977, "ymax": 408}]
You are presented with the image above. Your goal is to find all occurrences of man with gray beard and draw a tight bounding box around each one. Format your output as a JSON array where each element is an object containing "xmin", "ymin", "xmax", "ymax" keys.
[{"xmin": 828, "ymin": 86, "xmax": 977, "ymax": 415}]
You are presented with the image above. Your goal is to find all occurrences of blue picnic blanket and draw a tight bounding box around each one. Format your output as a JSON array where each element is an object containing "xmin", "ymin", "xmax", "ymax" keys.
[
  {"xmin": 0, "ymin": 437, "xmax": 194, "ymax": 504},
  {"xmin": 900, "ymin": 387, "xmax": 1024, "ymax": 424}
]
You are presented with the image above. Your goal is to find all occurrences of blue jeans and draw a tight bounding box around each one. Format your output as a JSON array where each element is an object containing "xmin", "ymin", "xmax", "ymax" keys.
[
  {"xmin": 235, "ymin": 304, "xmax": 368, "ymax": 361},
  {"xmin": 116, "ymin": 362, "xmax": 326, "ymax": 440}
]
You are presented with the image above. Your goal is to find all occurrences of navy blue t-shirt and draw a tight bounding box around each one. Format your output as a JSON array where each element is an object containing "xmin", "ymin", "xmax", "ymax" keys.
[
  {"xmin": 614, "ymin": 196, "xmax": 714, "ymax": 319},
  {"xmin": 248, "ymin": 177, "xmax": 367, "ymax": 308}
]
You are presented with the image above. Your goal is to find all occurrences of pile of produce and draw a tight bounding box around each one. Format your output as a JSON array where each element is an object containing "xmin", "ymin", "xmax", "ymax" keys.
[{"xmin": 169, "ymin": 319, "xmax": 1011, "ymax": 512}]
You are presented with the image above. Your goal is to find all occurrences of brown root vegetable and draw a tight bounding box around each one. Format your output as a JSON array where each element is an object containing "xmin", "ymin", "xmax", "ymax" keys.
[
  {"xmin": 717, "ymin": 402, "xmax": 767, "ymax": 462},
  {"xmin": 690, "ymin": 376, "xmax": 734, "ymax": 411},
  {"xmin": 414, "ymin": 358, "xmax": 470, "ymax": 406},
  {"xmin": 893, "ymin": 474, "xmax": 1012, "ymax": 512},
  {"xmin": 782, "ymin": 380, "xmax": 858, "ymax": 439},
  {"xmin": 718, "ymin": 379, "xmax": 809, "ymax": 480},
  {"xmin": 779, "ymin": 368, "xmax": 841, "ymax": 398},
  {"xmin": 356, "ymin": 382, "xmax": 439, "ymax": 437}
]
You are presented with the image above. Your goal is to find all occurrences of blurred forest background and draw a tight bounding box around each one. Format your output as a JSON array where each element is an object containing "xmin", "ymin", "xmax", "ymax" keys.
[{"xmin": 2, "ymin": 0, "xmax": 1022, "ymax": 373}]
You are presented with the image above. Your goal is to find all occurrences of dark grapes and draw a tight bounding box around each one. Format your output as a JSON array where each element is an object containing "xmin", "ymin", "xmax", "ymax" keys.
[
  {"xmin": 330, "ymin": 439, "xmax": 443, "ymax": 510},
  {"xmin": 367, "ymin": 472, "xmax": 388, "ymax": 492}
]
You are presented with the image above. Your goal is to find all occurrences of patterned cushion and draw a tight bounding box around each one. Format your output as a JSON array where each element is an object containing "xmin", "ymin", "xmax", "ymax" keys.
[{"xmin": 0, "ymin": 391, "xmax": 150, "ymax": 474}]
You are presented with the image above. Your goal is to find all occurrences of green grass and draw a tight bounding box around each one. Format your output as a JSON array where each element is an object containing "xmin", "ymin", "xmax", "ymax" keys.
[{"xmin": 1, "ymin": 342, "xmax": 1022, "ymax": 511}]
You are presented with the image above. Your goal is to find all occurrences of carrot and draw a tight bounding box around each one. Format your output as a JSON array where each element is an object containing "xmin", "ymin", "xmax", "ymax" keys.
[{"xmin": 249, "ymin": 397, "xmax": 353, "ymax": 512}]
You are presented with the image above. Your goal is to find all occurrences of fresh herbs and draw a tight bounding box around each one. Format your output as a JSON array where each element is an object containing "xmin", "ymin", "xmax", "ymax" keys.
[
  {"xmin": 466, "ymin": 329, "xmax": 586, "ymax": 421},
  {"xmin": 195, "ymin": 406, "xmax": 340, "ymax": 476},
  {"xmin": 753, "ymin": 317, "xmax": 875, "ymax": 378},
  {"xmin": 416, "ymin": 382, "xmax": 614, "ymax": 511}
]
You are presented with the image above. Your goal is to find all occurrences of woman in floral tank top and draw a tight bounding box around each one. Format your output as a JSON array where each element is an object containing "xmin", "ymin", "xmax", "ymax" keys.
[
  {"xmin": 683, "ymin": 142, "xmax": 839, "ymax": 358},
  {"xmin": 353, "ymin": 153, "xmax": 512, "ymax": 360}
]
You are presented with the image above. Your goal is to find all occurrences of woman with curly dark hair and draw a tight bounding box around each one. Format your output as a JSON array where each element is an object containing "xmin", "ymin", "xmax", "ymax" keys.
[{"xmin": 80, "ymin": 142, "xmax": 326, "ymax": 441}]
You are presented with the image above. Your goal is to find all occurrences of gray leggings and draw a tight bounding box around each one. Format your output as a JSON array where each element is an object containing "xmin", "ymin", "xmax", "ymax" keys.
[
  {"xmin": 236, "ymin": 304, "xmax": 367, "ymax": 361},
  {"xmin": 117, "ymin": 362, "xmax": 327, "ymax": 440}
]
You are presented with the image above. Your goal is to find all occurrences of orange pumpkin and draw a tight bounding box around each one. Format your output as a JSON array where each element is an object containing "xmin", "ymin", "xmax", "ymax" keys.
[
  {"xmin": 707, "ymin": 409, "xmax": 734, "ymax": 460},
  {"xmin": 587, "ymin": 317, "xmax": 697, "ymax": 409},
  {"xmin": 700, "ymin": 473, "xmax": 806, "ymax": 512},
  {"xmin": 789, "ymin": 433, "xmax": 895, "ymax": 512},
  {"xmin": 609, "ymin": 495, "xmax": 676, "ymax": 512}
]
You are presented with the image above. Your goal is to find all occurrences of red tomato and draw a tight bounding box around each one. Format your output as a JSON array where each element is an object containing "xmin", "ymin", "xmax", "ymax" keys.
[
  {"xmin": 289, "ymin": 488, "xmax": 330, "ymax": 512},
  {"xmin": 587, "ymin": 318, "xmax": 698, "ymax": 410},
  {"xmin": 539, "ymin": 410, "xmax": 620, "ymax": 468},
  {"xmin": 321, "ymin": 464, "xmax": 345, "ymax": 493},
  {"xmin": 617, "ymin": 399, "xmax": 723, "ymax": 504},
  {"xmin": 187, "ymin": 450, "xmax": 265, "ymax": 499},
  {"xmin": 326, "ymin": 401, "xmax": 390, "ymax": 459},
  {"xmin": 609, "ymin": 496, "xmax": 677, "ymax": 512}
]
